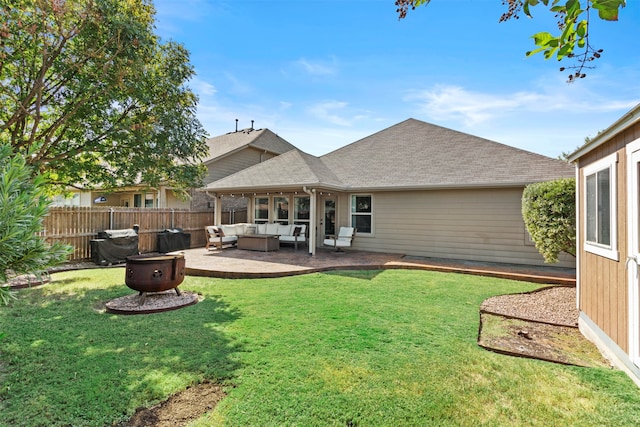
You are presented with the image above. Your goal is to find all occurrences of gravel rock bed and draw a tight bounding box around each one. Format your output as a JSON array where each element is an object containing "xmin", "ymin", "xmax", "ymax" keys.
[{"xmin": 481, "ymin": 286, "xmax": 578, "ymax": 327}]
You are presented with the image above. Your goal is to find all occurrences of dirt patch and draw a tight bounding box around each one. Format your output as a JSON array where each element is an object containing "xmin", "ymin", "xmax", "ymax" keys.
[
  {"xmin": 478, "ymin": 286, "xmax": 611, "ymax": 367},
  {"xmin": 119, "ymin": 382, "xmax": 226, "ymax": 427},
  {"xmin": 478, "ymin": 313, "xmax": 610, "ymax": 367}
]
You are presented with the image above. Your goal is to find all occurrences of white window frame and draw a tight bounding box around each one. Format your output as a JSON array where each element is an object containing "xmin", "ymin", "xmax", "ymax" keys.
[
  {"xmin": 293, "ymin": 195, "xmax": 310, "ymax": 227},
  {"xmin": 273, "ymin": 196, "xmax": 290, "ymax": 224},
  {"xmin": 350, "ymin": 194, "xmax": 373, "ymax": 236},
  {"xmin": 254, "ymin": 196, "xmax": 269, "ymax": 223},
  {"xmin": 583, "ymin": 152, "xmax": 618, "ymax": 261}
]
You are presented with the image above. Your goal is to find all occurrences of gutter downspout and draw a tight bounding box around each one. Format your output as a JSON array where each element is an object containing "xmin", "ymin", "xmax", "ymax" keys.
[{"xmin": 303, "ymin": 186, "xmax": 316, "ymax": 256}]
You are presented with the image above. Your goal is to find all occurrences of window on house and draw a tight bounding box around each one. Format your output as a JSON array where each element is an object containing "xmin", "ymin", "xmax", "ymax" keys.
[
  {"xmin": 274, "ymin": 196, "xmax": 289, "ymax": 224},
  {"xmin": 254, "ymin": 197, "xmax": 269, "ymax": 223},
  {"xmin": 584, "ymin": 153, "xmax": 618, "ymax": 260},
  {"xmin": 134, "ymin": 194, "xmax": 142, "ymax": 208},
  {"xmin": 145, "ymin": 193, "xmax": 155, "ymax": 208},
  {"xmin": 293, "ymin": 196, "xmax": 310, "ymax": 225},
  {"xmin": 351, "ymin": 194, "xmax": 372, "ymax": 234}
]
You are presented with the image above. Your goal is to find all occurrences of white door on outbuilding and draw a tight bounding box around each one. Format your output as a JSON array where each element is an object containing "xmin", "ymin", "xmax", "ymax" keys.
[{"xmin": 626, "ymin": 139, "xmax": 640, "ymax": 368}]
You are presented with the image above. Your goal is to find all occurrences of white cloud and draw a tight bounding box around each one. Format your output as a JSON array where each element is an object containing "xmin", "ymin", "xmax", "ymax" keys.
[
  {"xmin": 190, "ymin": 76, "xmax": 217, "ymax": 96},
  {"xmin": 295, "ymin": 57, "xmax": 338, "ymax": 76},
  {"xmin": 405, "ymin": 83, "xmax": 639, "ymax": 127},
  {"xmin": 224, "ymin": 72, "xmax": 253, "ymax": 96},
  {"xmin": 405, "ymin": 85, "xmax": 542, "ymax": 125},
  {"xmin": 308, "ymin": 101, "xmax": 352, "ymax": 126}
]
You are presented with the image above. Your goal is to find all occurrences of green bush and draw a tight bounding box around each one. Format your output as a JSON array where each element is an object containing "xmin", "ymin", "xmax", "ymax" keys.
[
  {"xmin": 0, "ymin": 144, "xmax": 72, "ymax": 302},
  {"xmin": 522, "ymin": 178, "xmax": 576, "ymax": 263}
]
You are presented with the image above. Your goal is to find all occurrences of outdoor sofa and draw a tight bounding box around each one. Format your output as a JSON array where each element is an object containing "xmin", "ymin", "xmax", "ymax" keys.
[{"xmin": 205, "ymin": 223, "xmax": 307, "ymax": 250}]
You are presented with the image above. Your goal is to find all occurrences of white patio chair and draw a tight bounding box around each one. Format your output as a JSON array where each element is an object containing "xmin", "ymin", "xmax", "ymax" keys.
[{"xmin": 323, "ymin": 227, "xmax": 355, "ymax": 252}]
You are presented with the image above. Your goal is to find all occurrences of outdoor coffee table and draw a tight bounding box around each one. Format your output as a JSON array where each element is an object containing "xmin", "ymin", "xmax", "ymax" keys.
[{"xmin": 237, "ymin": 234, "xmax": 280, "ymax": 252}]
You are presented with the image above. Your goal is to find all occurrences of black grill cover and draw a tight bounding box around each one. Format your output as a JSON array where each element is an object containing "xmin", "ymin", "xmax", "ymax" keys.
[
  {"xmin": 91, "ymin": 229, "xmax": 139, "ymax": 265},
  {"xmin": 157, "ymin": 229, "xmax": 191, "ymax": 253}
]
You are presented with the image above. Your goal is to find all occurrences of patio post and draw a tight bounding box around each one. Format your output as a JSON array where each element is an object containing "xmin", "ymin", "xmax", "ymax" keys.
[
  {"xmin": 304, "ymin": 186, "xmax": 316, "ymax": 256},
  {"xmin": 214, "ymin": 194, "xmax": 222, "ymax": 225}
]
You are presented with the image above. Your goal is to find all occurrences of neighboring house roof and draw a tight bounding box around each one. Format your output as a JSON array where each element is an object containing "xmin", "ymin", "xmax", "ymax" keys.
[
  {"xmin": 204, "ymin": 149, "xmax": 345, "ymax": 192},
  {"xmin": 568, "ymin": 103, "xmax": 640, "ymax": 162},
  {"xmin": 204, "ymin": 127, "xmax": 297, "ymax": 164},
  {"xmin": 204, "ymin": 118, "xmax": 574, "ymax": 193}
]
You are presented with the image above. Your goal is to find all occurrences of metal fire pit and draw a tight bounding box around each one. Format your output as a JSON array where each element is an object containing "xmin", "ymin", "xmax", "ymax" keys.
[{"xmin": 125, "ymin": 253, "xmax": 186, "ymax": 305}]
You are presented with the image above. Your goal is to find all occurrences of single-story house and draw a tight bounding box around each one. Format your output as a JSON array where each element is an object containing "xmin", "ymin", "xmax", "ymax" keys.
[
  {"xmin": 568, "ymin": 103, "xmax": 640, "ymax": 386},
  {"xmin": 202, "ymin": 118, "xmax": 575, "ymax": 268}
]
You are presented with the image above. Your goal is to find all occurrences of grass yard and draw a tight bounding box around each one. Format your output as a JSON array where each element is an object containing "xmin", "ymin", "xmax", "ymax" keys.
[{"xmin": 1, "ymin": 268, "xmax": 639, "ymax": 426}]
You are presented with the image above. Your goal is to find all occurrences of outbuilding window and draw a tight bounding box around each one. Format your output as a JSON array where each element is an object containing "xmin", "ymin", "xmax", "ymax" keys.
[{"xmin": 584, "ymin": 153, "xmax": 618, "ymax": 260}]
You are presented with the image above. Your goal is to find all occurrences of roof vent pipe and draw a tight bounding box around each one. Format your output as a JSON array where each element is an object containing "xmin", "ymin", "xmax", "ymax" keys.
[
  {"xmin": 235, "ymin": 119, "xmax": 238, "ymax": 132},
  {"xmin": 251, "ymin": 120, "xmax": 254, "ymax": 130}
]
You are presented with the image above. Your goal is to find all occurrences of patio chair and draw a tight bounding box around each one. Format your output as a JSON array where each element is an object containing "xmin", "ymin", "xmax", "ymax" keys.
[
  {"xmin": 323, "ymin": 227, "xmax": 355, "ymax": 252},
  {"xmin": 205, "ymin": 226, "xmax": 238, "ymax": 250}
]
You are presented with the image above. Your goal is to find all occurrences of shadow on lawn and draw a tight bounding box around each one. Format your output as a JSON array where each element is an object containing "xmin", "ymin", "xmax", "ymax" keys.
[
  {"xmin": 323, "ymin": 270, "xmax": 384, "ymax": 280},
  {"xmin": 1, "ymin": 285, "xmax": 244, "ymax": 426}
]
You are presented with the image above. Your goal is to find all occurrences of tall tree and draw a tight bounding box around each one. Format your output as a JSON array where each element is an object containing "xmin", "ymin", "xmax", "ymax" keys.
[
  {"xmin": 395, "ymin": 0, "xmax": 626, "ymax": 81},
  {"xmin": 0, "ymin": 0, "xmax": 208, "ymax": 194}
]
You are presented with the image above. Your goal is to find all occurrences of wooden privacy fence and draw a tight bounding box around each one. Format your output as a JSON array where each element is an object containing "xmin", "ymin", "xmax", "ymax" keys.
[
  {"xmin": 41, "ymin": 207, "xmax": 215, "ymax": 261},
  {"xmin": 221, "ymin": 209, "xmax": 248, "ymax": 225}
]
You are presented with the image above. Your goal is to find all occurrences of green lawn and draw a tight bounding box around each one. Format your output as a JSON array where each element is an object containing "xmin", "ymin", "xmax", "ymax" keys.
[{"xmin": 1, "ymin": 268, "xmax": 639, "ymax": 426}]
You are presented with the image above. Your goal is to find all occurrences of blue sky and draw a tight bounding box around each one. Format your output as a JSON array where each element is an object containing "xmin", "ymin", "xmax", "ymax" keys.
[{"xmin": 153, "ymin": 0, "xmax": 640, "ymax": 159}]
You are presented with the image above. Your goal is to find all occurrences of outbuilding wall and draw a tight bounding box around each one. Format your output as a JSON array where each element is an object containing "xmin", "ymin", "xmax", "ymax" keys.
[{"xmin": 576, "ymin": 121, "xmax": 640, "ymax": 354}]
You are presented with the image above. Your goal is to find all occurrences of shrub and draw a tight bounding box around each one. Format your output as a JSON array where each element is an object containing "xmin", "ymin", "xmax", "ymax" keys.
[
  {"xmin": 0, "ymin": 144, "xmax": 72, "ymax": 303},
  {"xmin": 522, "ymin": 178, "xmax": 576, "ymax": 263}
]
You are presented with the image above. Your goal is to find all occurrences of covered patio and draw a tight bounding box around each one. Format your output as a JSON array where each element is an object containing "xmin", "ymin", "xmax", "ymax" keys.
[{"xmin": 180, "ymin": 246, "xmax": 576, "ymax": 285}]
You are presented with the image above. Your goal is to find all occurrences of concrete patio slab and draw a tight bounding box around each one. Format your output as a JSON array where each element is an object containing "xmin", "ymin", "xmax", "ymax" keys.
[{"xmin": 177, "ymin": 246, "xmax": 576, "ymax": 286}]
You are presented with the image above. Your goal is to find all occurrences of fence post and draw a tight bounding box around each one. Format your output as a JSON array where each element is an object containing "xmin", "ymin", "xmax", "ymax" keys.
[{"xmin": 109, "ymin": 208, "xmax": 114, "ymax": 230}]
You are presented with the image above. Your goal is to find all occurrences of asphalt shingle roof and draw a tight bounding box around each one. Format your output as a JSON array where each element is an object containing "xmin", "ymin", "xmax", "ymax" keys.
[
  {"xmin": 204, "ymin": 149, "xmax": 344, "ymax": 191},
  {"xmin": 203, "ymin": 118, "xmax": 574, "ymax": 192},
  {"xmin": 321, "ymin": 118, "xmax": 574, "ymax": 189},
  {"xmin": 204, "ymin": 128, "xmax": 296, "ymax": 163}
]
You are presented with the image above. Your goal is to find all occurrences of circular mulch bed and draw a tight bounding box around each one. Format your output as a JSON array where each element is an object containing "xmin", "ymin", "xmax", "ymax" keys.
[{"xmin": 105, "ymin": 290, "xmax": 200, "ymax": 315}]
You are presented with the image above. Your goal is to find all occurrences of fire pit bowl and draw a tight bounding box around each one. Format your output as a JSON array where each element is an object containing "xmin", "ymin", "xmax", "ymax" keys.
[{"xmin": 125, "ymin": 253, "xmax": 186, "ymax": 294}]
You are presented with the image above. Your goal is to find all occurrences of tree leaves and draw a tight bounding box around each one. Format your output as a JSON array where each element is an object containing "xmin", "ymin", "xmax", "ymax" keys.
[
  {"xmin": 0, "ymin": 0, "xmax": 208, "ymax": 193},
  {"xmin": 592, "ymin": 0, "xmax": 624, "ymax": 20}
]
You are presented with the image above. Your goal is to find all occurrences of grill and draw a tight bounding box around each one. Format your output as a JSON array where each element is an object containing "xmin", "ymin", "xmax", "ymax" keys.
[
  {"xmin": 90, "ymin": 228, "xmax": 139, "ymax": 265},
  {"xmin": 157, "ymin": 228, "xmax": 191, "ymax": 253}
]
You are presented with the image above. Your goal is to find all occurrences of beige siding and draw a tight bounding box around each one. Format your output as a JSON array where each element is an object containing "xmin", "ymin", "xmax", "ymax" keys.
[
  {"xmin": 577, "ymin": 120, "xmax": 640, "ymax": 353},
  {"xmin": 204, "ymin": 148, "xmax": 278, "ymax": 185},
  {"xmin": 340, "ymin": 188, "xmax": 575, "ymax": 268},
  {"xmin": 165, "ymin": 192, "xmax": 191, "ymax": 209}
]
